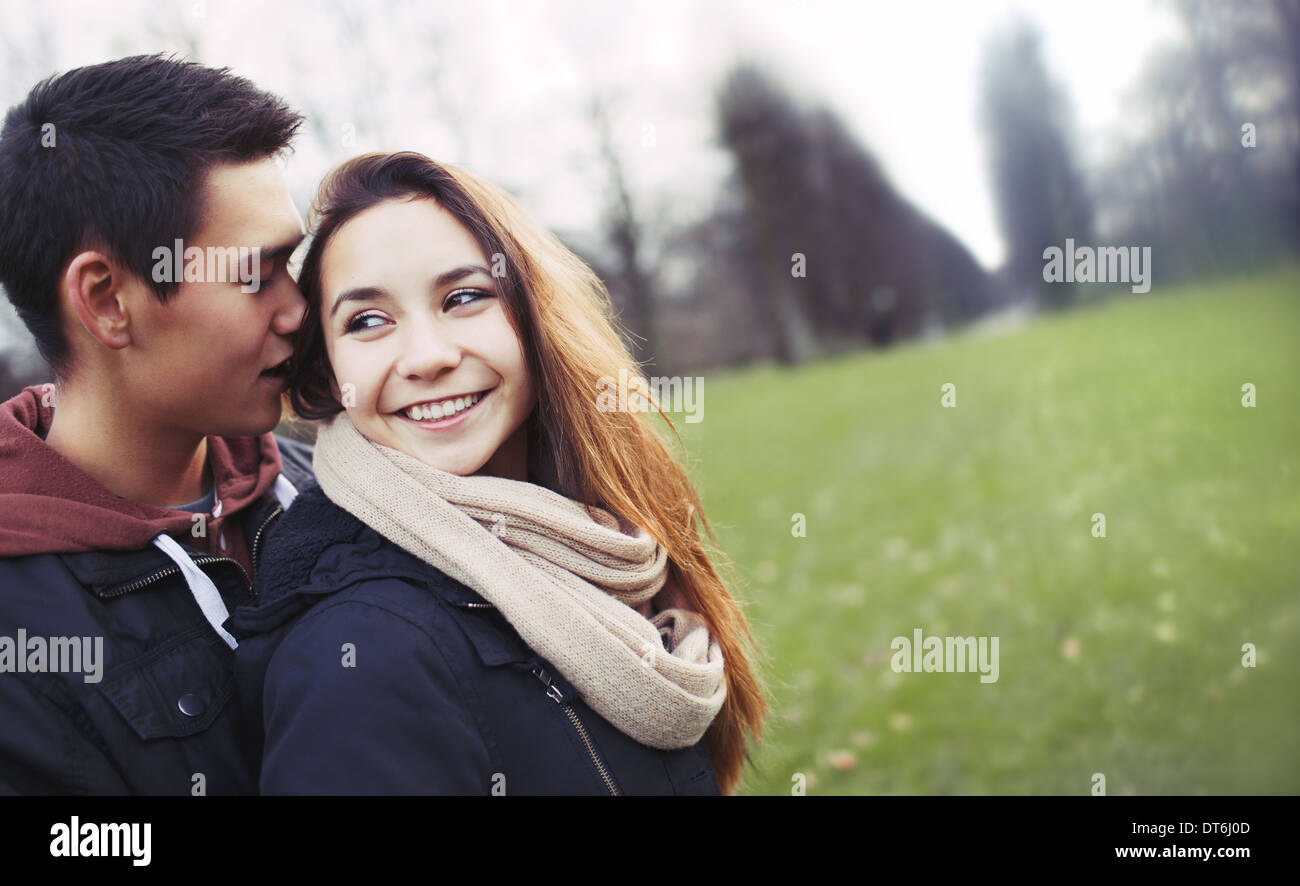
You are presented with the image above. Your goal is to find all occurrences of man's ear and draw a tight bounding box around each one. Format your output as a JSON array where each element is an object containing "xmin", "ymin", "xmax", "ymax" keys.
[{"xmin": 63, "ymin": 250, "xmax": 134, "ymax": 351}]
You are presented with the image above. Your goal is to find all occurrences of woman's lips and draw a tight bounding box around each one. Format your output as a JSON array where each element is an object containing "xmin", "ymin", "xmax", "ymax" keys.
[{"xmin": 395, "ymin": 388, "xmax": 490, "ymax": 430}]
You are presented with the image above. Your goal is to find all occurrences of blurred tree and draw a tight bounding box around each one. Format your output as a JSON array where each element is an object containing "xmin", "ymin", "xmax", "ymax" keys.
[
  {"xmin": 1093, "ymin": 0, "xmax": 1299, "ymax": 281},
  {"xmin": 803, "ymin": 106, "xmax": 999, "ymax": 341},
  {"xmin": 716, "ymin": 63, "xmax": 819, "ymax": 364},
  {"xmin": 716, "ymin": 62, "xmax": 998, "ymax": 360},
  {"xmin": 0, "ymin": 301, "xmax": 50, "ymax": 400},
  {"xmin": 652, "ymin": 174, "xmax": 777, "ymax": 374},
  {"xmin": 978, "ymin": 18, "xmax": 1095, "ymax": 310},
  {"xmin": 588, "ymin": 95, "xmax": 662, "ymax": 370},
  {"xmin": 0, "ymin": 15, "xmax": 57, "ymax": 400}
]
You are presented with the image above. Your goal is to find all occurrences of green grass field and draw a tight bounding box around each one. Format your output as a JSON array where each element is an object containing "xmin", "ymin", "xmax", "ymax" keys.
[{"xmin": 673, "ymin": 266, "xmax": 1300, "ymax": 795}]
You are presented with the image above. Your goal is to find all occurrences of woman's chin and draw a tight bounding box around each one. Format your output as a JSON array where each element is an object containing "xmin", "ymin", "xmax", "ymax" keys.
[{"xmin": 403, "ymin": 446, "xmax": 485, "ymax": 477}]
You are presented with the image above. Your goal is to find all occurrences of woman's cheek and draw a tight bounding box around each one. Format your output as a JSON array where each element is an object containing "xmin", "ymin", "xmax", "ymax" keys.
[{"xmin": 330, "ymin": 345, "xmax": 366, "ymax": 410}]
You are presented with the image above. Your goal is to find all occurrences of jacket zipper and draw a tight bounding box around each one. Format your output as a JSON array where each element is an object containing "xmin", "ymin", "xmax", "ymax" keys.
[
  {"xmin": 531, "ymin": 664, "xmax": 620, "ymax": 796},
  {"xmin": 101, "ymin": 554, "xmax": 249, "ymax": 599},
  {"xmin": 249, "ymin": 506, "xmax": 283, "ymax": 586},
  {"xmin": 101, "ymin": 505, "xmax": 283, "ymax": 600},
  {"xmin": 458, "ymin": 603, "xmax": 619, "ymax": 795}
]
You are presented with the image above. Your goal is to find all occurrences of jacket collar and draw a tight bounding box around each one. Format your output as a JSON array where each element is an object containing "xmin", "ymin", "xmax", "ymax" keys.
[
  {"xmin": 226, "ymin": 483, "xmax": 535, "ymax": 670},
  {"xmin": 58, "ymin": 490, "xmax": 283, "ymax": 598},
  {"xmin": 228, "ymin": 483, "xmax": 427, "ymax": 637}
]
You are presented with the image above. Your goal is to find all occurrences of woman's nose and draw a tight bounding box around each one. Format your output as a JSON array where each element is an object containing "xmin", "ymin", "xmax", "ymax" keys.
[{"xmin": 394, "ymin": 321, "xmax": 462, "ymax": 379}]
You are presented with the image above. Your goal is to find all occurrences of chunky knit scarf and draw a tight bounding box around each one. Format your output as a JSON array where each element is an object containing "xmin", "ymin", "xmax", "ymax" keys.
[{"xmin": 313, "ymin": 411, "xmax": 727, "ymax": 749}]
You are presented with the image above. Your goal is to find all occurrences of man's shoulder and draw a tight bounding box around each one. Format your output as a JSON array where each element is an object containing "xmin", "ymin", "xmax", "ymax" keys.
[
  {"xmin": 271, "ymin": 431, "xmax": 315, "ymax": 492},
  {"xmin": 0, "ymin": 550, "xmax": 75, "ymax": 598}
]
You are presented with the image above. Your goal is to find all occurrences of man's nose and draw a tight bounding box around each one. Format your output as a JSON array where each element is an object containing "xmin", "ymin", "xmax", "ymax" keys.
[{"xmin": 272, "ymin": 278, "xmax": 308, "ymax": 336}]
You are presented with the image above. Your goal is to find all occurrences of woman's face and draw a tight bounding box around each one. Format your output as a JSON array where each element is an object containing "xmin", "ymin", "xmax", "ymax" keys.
[{"xmin": 319, "ymin": 197, "xmax": 535, "ymax": 480}]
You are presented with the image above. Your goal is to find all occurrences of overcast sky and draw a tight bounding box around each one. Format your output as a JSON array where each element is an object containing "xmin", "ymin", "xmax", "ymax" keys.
[{"xmin": 1, "ymin": 0, "xmax": 1186, "ymax": 277}]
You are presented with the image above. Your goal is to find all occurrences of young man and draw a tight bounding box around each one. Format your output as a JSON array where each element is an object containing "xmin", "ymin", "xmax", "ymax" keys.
[{"xmin": 0, "ymin": 55, "xmax": 315, "ymax": 794}]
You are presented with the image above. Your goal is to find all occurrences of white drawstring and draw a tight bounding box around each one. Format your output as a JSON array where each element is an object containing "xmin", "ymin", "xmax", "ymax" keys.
[
  {"xmin": 273, "ymin": 474, "xmax": 299, "ymax": 510},
  {"xmin": 150, "ymin": 473, "xmax": 299, "ymax": 650},
  {"xmin": 152, "ymin": 533, "xmax": 238, "ymax": 650}
]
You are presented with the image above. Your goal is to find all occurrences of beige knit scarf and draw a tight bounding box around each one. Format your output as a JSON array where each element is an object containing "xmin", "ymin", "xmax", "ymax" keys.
[{"xmin": 312, "ymin": 411, "xmax": 727, "ymax": 750}]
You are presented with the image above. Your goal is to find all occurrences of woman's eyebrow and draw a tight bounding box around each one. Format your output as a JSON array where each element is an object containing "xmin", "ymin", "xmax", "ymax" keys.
[
  {"xmin": 329, "ymin": 286, "xmax": 388, "ymax": 318},
  {"xmin": 328, "ymin": 265, "xmax": 491, "ymax": 317},
  {"xmin": 434, "ymin": 264, "xmax": 492, "ymax": 289}
]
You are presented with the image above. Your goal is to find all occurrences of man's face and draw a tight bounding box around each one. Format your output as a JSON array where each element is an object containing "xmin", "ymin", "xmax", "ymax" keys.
[{"xmin": 122, "ymin": 157, "xmax": 306, "ymax": 438}]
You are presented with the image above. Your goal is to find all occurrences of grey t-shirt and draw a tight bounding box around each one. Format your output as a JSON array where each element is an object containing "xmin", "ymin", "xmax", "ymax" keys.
[
  {"xmin": 168, "ymin": 485, "xmax": 231, "ymax": 554},
  {"xmin": 171, "ymin": 487, "xmax": 216, "ymax": 514}
]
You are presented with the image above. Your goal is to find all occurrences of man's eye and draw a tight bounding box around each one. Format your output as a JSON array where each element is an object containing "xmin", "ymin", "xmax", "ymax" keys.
[
  {"xmin": 252, "ymin": 259, "xmax": 278, "ymax": 291},
  {"xmin": 343, "ymin": 312, "xmax": 387, "ymax": 333},
  {"xmin": 445, "ymin": 288, "xmax": 492, "ymax": 310}
]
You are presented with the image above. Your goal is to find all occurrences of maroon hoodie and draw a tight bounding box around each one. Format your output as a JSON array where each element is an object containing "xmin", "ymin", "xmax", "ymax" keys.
[{"xmin": 0, "ymin": 384, "xmax": 283, "ymax": 577}]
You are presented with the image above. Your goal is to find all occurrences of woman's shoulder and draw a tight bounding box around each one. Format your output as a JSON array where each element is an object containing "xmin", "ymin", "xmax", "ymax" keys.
[
  {"xmin": 253, "ymin": 482, "xmax": 364, "ymax": 596},
  {"xmin": 270, "ymin": 575, "xmax": 452, "ymax": 671},
  {"xmin": 254, "ymin": 482, "xmax": 430, "ymax": 598},
  {"xmin": 256, "ymin": 565, "xmax": 496, "ymax": 795},
  {"xmin": 231, "ymin": 482, "xmax": 459, "ymax": 644}
]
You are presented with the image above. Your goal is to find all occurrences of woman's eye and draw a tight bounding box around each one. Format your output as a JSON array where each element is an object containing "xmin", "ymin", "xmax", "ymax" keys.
[
  {"xmin": 343, "ymin": 312, "xmax": 388, "ymax": 334},
  {"xmin": 445, "ymin": 288, "xmax": 492, "ymax": 310}
]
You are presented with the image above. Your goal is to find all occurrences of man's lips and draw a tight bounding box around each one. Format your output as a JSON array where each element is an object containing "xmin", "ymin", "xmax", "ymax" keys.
[{"xmin": 260, "ymin": 355, "xmax": 292, "ymax": 377}]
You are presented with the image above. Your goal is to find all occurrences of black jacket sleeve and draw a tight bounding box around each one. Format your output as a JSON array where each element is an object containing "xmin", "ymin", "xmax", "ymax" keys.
[{"xmin": 0, "ymin": 673, "xmax": 129, "ymax": 795}]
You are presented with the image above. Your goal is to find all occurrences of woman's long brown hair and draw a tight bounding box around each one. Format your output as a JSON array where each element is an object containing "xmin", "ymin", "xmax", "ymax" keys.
[{"xmin": 287, "ymin": 151, "xmax": 768, "ymax": 794}]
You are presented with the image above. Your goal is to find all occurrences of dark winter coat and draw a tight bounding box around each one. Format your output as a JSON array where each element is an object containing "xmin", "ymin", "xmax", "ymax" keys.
[
  {"xmin": 228, "ymin": 482, "xmax": 721, "ymax": 796},
  {"xmin": 0, "ymin": 436, "xmax": 314, "ymax": 794}
]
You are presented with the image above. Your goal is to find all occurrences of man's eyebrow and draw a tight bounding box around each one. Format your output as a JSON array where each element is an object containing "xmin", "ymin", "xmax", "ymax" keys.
[
  {"xmin": 330, "ymin": 286, "xmax": 389, "ymax": 319},
  {"xmin": 259, "ymin": 233, "xmax": 305, "ymax": 261}
]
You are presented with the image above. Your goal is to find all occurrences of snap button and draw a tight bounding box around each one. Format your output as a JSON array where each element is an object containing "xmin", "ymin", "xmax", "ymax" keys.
[{"xmin": 177, "ymin": 693, "xmax": 205, "ymax": 717}]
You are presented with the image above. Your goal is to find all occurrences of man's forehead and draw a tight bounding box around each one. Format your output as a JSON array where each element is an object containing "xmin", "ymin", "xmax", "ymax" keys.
[{"xmin": 193, "ymin": 157, "xmax": 304, "ymax": 247}]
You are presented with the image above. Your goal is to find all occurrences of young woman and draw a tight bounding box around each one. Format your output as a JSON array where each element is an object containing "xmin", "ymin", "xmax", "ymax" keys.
[{"xmin": 230, "ymin": 151, "xmax": 767, "ymax": 795}]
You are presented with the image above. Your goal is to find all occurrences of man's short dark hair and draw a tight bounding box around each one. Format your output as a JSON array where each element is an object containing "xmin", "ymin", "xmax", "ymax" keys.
[{"xmin": 0, "ymin": 53, "xmax": 304, "ymax": 376}]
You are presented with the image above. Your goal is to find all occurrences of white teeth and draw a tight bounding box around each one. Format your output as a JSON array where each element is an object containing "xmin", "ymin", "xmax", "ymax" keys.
[{"xmin": 404, "ymin": 391, "xmax": 483, "ymax": 422}]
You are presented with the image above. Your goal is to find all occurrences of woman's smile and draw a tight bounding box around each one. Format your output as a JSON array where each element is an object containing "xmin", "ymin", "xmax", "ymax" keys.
[{"xmin": 393, "ymin": 387, "xmax": 492, "ymax": 430}]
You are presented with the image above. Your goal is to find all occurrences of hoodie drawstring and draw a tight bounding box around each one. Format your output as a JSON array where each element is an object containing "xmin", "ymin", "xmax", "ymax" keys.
[
  {"xmin": 273, "ymin": 474, "xmax": 299, "ymax": 510},
  {"xmin": 152, "ymin": 533, "xmax": 239, "ymax": 650},
  {"xmin": 150, "ymin": 472, "xmax": 300, "ymax": 650}
]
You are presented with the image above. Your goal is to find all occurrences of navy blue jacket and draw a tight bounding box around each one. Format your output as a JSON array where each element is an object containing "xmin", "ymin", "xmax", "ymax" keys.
[
  {"xmin": 229, "ymin": 482, "xmax": 721, "ymax": 796},
  {"xmin": 0, "ymin": 435, "xmax": 315, "ymax": 795}
]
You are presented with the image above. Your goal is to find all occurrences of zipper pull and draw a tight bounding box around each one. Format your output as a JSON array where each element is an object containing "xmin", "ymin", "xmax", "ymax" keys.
[{"xmin": 530, "ymin": 664, "xmax": 566, "ymax": 703}]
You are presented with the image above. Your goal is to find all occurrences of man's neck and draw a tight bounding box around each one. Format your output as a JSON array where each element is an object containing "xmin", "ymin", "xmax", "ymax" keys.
[{"xmin": 44, "ymin": 381, "xmax": 212, "ymax": 508}]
